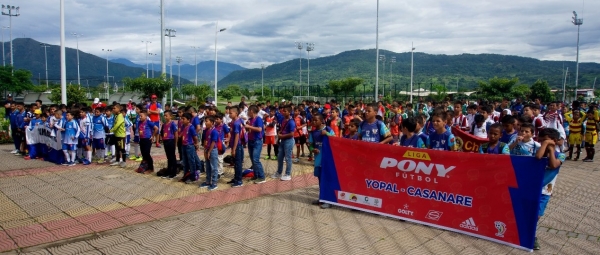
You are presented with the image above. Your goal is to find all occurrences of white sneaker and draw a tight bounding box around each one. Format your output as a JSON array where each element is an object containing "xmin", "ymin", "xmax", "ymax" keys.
[
  {"xmin": 110, "ymin": 162, "xmax": 119, "ymax": 166},
  {"xmin": 293, "ymin": 158, "xmax": 300, "ymax": 163},
  {"xmin": 110, "ymin": 158, "xmax": 117, "ymax": 163},
  {"xmin": 271, "ymin": 172, "xmax": 281, "ymax": 179},
  {"xmin": 281, "ymin": 175, "xmax": 292, "ymax": 181},
  {"xmin": 10, "ymin": 150, "xmax": 18, "ymax": 154},
  {"xmin": 119, "ymin": 162, "xmax": 127, "ymax": 168}
]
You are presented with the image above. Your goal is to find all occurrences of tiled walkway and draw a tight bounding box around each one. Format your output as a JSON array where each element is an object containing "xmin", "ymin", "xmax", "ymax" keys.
[{"xmin": 0, "ymin": 144, "xmax": 599, "ymax": 254}]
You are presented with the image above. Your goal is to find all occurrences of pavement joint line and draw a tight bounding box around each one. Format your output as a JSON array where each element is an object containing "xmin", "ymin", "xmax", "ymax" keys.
[{"xmin": 538, "ymin": 226, "xmax": 600, "ymax": 242}]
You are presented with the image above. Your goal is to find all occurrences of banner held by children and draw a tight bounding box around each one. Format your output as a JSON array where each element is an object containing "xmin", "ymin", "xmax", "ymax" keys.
[
  {"xmin": 25, "ymin": 124, "xmax": 64, "ymax": 164},
  {"xmin": 451, "ymin": 126, "xmax": 489, "ymax": 153},
  {"xmin": 319, "ymin": 137, "xmax": 547, "ymax": 251}
]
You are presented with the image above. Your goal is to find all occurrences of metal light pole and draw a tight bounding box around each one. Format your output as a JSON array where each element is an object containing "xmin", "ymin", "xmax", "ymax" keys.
[
  {"xmin": 40, "ymin": 43, "xmax": 49, "ymax": 88},
  {"xmin": 562, "ymin": 67, "xmax": 569, "ymax": 102},
  {"xmin": 306, "ymin": 43, "xmax": 314, "ymax": 96},
  {"xmin": 71, "ymin": 33, "xmax": 82, "ymax": 86},
  {"xmin": 191, "ymin": 46, "xmax": 198, "ymax": 85},
  {"xmin": 1, "ymin": 5, "xmax": 19, "ymax": 70},
  {"xmin": 149, "ymin": 53, "xmax": 156, "ymax": 78},
  {"xmin": 160, "ymin": 0, "xmax": 165, "ymax": 77},
  {"xmin": 142, "ymin": 41, "xmax": 151, "ymax": 77},
  {"xmin": 164, "ymin": 29, "xmax": 175, "ymax": 80},
  {"xmin": 102, "ymin": 49, "xmax": 112, "ymax": 99},
  {"xmin": 390, "ymin": 56, "xmax": 395, "ymax": 98},
  {"xmin": 261, "ymin": 64, "xmax": 265, "ymax": 97},
  {"xmin": 214, "ymin": 22, "xmax": 226, "ymax": 106},
  {"xmin": 295, "ymin": 41, "xmax": 303, "ymax": 95},
  {"xmin": 410, "ymin": 43, "xmax": 415, "ymax": 103},
  {"xmin": 1, "ymin": 26, "xmax": 8, "ymax": 66},
  {"xmin": 59, "ymin": 2, "xmax": 66, "ymax": 104},
  {"xmin": 379, "ymin": 55, "xmax": 385, "ymax": 98},
  {"xmin": 176, "ymin": 56, "xmax": 182, "ymax": 92},
  {"xmin": 375, "ymin": 0, "xmax": 380, "ymax": 100},
  {"xmin": 572, "ymin": 11, "xmax": 583, "ymax": 101}
]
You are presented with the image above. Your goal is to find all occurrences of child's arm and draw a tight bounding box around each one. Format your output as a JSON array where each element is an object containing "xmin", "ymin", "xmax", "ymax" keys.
[
  {"xmin": 535, "ymin": 140, "xmax": 551, "ymax": 159},
  {"xmin": 546, "ymin": 145, "xmax": 561, "ymax": 169}
]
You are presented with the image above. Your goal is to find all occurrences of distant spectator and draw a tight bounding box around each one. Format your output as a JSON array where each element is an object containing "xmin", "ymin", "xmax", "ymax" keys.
[{"xmin": 91, "ymin": 98, "xmax": 106, "ymax": 110}]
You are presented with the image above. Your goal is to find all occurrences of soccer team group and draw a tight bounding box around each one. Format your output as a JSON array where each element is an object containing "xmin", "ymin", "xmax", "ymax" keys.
[{"xmin": 6, "ymin": 94, "xmax": 597, "ymax": 250}]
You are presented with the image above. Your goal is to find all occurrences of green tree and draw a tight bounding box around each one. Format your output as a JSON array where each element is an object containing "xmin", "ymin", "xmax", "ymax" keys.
[
  {"xmin": 529, "ymin": 80, "xmax": 555, "ymax": 102},
  {"xmin": 0, "ymin": 66, "xmax": 34, "ymax": 94},
  {"xmin": 49, "ymin": 85, "xmax": 87, "ymax": 105},
  {"xmin": 327, "ymin": 80, "xmax": 343, "ymax": 95},
  {"xmin": 220, "ymin": 89, "xmax": 235, "ymax": 101},
  {"xmin": 123, "ymin": 73, "xmax": 173, "ymax": 99},
  {"xmin": 224, "ymin": 84, "xmax": 242, "ymax": 96},
  {"xmin": 341, "ymin": 77, "xmax": 363, "ymax": 91},
  {"xmin": 511, "ymin": 84, "xmax": 531, "ymax": 100},
  {"xmin": 477, "ymin": 77, "xmax": 519, "ymax": 102},
  {"xmin": 182, "ymin": 84, "xmax": 211, "ymax": 106},
  {"xmin": 429, "ymin": 84, "xmax": 448, "ymax": 102}
]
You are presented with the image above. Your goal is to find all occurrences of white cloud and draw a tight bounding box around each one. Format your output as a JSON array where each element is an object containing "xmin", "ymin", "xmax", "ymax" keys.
[{"xmin": 4, "ymin": 0, "xmax": 599, "ymax": 69}]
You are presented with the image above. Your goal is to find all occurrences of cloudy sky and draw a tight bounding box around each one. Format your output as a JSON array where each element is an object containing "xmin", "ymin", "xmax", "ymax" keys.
[{"xmin": 5, "ymin": 0, "xmax": 599, "ymax": 68}]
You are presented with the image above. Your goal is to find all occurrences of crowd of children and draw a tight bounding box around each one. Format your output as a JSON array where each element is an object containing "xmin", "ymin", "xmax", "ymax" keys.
[{"xmin": 7, "ymin": 96, "xmax": 595, "ymax": 251}]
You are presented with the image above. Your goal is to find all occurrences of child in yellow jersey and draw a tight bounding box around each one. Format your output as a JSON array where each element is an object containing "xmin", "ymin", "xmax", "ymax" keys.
[
  {"xmin": 583, "ymin": 110, "xmax": 598, "ymax": 162},
  {"xmin": 566, "ymin": 111, "xmax": 583, "ymax": 160}
]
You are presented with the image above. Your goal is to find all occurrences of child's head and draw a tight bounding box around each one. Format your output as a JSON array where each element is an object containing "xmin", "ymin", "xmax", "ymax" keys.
[
  {"xmin": 331, "ymin": 108, "xmax": 339, "ymax": 118},
  {"xmin": 587, "ymin": 109, "xmax": 595, "ymax": 120},
  {"xmin": 311, "ymin": 114, "xmax": 324, "ymax": 128},
  {"xmin": 479, "ymin": 105, "xmax": 491, "ymax": 119},
  {"xmin": 205, "ymin": 116, "xmax": 215, "ymax": 128},
  {"xmin": 453, "ymin": 101, "xmax": 462, "ymax": 114},
  {"xmin": 94, "ymin": 108, "xmax": 102, "ymax": 117},
  {"xmin": 529, "ymin": 104, "xmax": 541, "ymax": 116},
  {"xmin": 139, "ymin": 111, "xmax": 148, "ymax": 121},
  {"xmin": 445, "ymin": 111, "xmax": 454, "ymax": 126},
  {"xmin": 488, "ymin": 123, "xmax": 502, "ymax": 143},
  {"xmin": 538, "ymin": 128, "xmax": 560, "ymax": 143},
  {"xmin": 215, "ymin": 113, "xmax": 224, "ymax": 125},
  {"xmin": 105, "ymin": 106, "xmax": 113, "ymax": 116},
  {"xmin": 501, "ymin": 115, "xmax": 516, "ymax": 133},
  {"xmin": 269, "ymin": 106, "xmax": 276, "ymax": 116},
  {"xmin": 348, "ymin": 118, "xmax": 360, "ymax": 134},
  {"xmin": 66, "ymin": 111, "xmax": 73, "ymax": 121},
  {"xmin": 365, "ymin": 103, "xmax": 378, "ymax": 121},
  {"xmin": 282, "ymin": 105, "xmax": 292, "ymax": 117},
  {"xmin": 248, "ymin": 105, "xmax": 258, "ymax": 118},
  {"xmin": 467, "ymin": 104, "xmax": 477, "ymax": 115},
  {"xmin": 112, "ymin": 104, "xmax": 121, "ymax": 115},
  {"xmin": 573, "ymin": 110, "xmax": 581, "ymax": 120},
  {"xmin": 181, "ymin": 112, "xmax": 192, "ymax": 125},
  {"xmin": 519, "ymin": 122, "xmax": 534, "ymax": 141},
  {"xmin": 430, "ymin": 109, "xmax": 448, "ymax": 132},
  {"xmin": 54, "ymin": 110, "xmax": 62, "ymax": 118},
  {"xmin": 547, "ymin": 102, "xmax": 557, "ymax": 112},
  {"xmin": 229, "ymin": 106, "xmax": 239, "ymax": 118},
  {"xmin": 401, "ymin": 117, "xmax": 418, "ymax": 134},
  {"xmin": 474, "ymin": 114, "xmax": 485, "ymax": 127},
  {"xmin": 165, "ymin": 111, "xmax": 172, "ymax": 121},
  {"xmin": 40, "ymin": 113, "xmax": 48, "ymax": 122}
]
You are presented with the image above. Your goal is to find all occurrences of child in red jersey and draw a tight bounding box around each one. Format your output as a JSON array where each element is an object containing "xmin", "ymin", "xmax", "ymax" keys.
[{"xmin": 328, "ymin": 108, "xmax": 342, "ymax": 137}]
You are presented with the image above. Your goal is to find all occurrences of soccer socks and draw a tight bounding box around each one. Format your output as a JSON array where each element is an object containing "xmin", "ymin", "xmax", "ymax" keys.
[
  {"xmin": 70, "ymin": 151, "xmax": 76, "ymax": 163},
  {"xmin": 133, "ymin": 143, "xmax": 140, "ymax": 156},
  {"xmin": 111, "ymin": 145, "xmax": 115, "ymax": 157},
  {"xmin": 125, "ymin": 143, "xmax": 130, "ymax": 155},
  {"xmin": 267, "ymin": 144, "xmax": 272, "ymax": 157},
  {"xmin": 63, "ymin": 150, "xmax": 70, "ymax": 162},
  {"xmin": 77, "ymin": 148, "xmax": 83, "ymax": 159},
  {"xmin": 86, "ymin": 151, "xmax": 92, "ymax": 162}
]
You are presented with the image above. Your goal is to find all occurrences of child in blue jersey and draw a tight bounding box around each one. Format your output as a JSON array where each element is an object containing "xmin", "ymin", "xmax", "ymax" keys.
[
  {"xmin": 273, "ymin": 105, "xmax": 297, "ymax": 181},
  {"xmin": 342, "ymin": 118, "xmax": 360, "ymax": 140},
  {"xmin": 358, "ymin": 103, "xmax": 392, "ymax": 144},
  {"xmin": 61, "ymin": 112, "xmax": 81, "ymax": 166},
  {"xmin": 159, "ymin": 111, "xmax": 178, "ymax": 178},
  {"xmin": 509, "ymin": 122, "xmax": 539, "ymax": 156},
  {"xmin": 24, "ymin": 109, "xmax": 43, "ymax": 160},
  {"xmin": 200, "ymin": 116, "xmax": 219, "ymax": 191},
  {"xmin": 104, "ymin": 107, "xmax": 116, "ymax": 161},
  {"xmin": 479, "ymin": 123, "xmax": 510, "ymax": 154},
  {"xmin": 138, "ymin": 111, "xmax": 159, "ymax": 173},
  {"xmin": 533, "ymin": 128, "xmax": 566, "ymax": 250},
  {"xmin": 122, "ymin": 108, "xmax": 133, "ymax": 159},
  {"xmin": 416, "ymin": 114, "xmax": 429, "ymax": 144},
  {"xmin": 92, "ymin": 108, "xmax": 109, "ymax": 164},
  {"xmin": 426, "ymin": 110, "xmax": 457, "ymax": 151},
  {"xmin": 500, "ymin": 115, "xmax": 518, "ymax": 144},
  {"xmin": 229, "ymin": 106, "xmax": 245, "ymax": 187},
  {"xmin": 129, "ymin": 104, "xmax": 142, "ymax": 161},
  {"xmin": 215, "ymin": 113, "xmax": 230, "ymax": 177},
  {"xmin": 245, "ymin": 105, "xmax": 266, "ymax": 184},
  {"xmin": 399, "ymin": 117, "xmax": 426, "ymax": 148},
  {"xmin": 309, "ymin": 114, "xmax": 335, "ymax": 209},
  {"xmin": 78, "ymin": 108, "xmax": 93, "ymax": 163},
  {"xmin": 179, "ymin": 113, "xmax": 199, "ymax": 183}
]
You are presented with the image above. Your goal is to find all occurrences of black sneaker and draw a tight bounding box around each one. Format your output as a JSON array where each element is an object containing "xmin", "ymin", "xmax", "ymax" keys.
[
  {"xmin": 533, "ymin": 237, "xmax": 540, "ymax": 250},
  {"xmin": 250, "ymin": 176, "xmax": 258, "ymax": 181},
  {"xmin": 226, "ymin": 179, "xmax": 235, "ymax": 184}
]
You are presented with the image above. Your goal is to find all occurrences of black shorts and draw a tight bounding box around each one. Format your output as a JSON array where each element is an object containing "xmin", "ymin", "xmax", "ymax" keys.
[{"xmin": 295, "ymin": 136, "xmax": 306, "ymax": 145}]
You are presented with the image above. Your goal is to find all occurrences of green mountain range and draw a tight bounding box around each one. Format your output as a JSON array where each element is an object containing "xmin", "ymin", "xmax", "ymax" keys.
[{"xmin": 220, "ymin": 49, "xmax": 600, "ymax": 91}]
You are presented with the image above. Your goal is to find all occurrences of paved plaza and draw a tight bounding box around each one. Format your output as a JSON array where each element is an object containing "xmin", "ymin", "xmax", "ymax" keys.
[{"xmin": 0, "ymin": 144, "xmax": 598, "ymax": 254}]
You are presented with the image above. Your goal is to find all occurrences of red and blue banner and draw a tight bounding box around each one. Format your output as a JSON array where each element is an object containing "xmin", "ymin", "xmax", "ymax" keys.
[
  {"xmin": 319, "ymin": 137, "xmax": 548, "ymax": 251},
  {"xmin": 451, "ymin": 126, "xmax": 489, "ymax": 153}
]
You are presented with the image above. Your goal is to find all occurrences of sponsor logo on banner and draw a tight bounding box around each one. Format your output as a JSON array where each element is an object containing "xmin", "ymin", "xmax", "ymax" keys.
[
  {"xmin": 495, "ymin": 221, "xmax": 507, "ymax": 237},
  {"xmin": 380, "ymin": 151, "xmax": 456, "ymax": 184},
  {"xmin": 460, "ymin": 217, "xmax": 479, "ymax": 231},
  {"xmin": 397, "ymin": 204, "xmax": 413, "ymax": 216},
  {"xmin": 425, "ymin": 210, "xmax": 443, "ymax": 221},
  {"xmin": 337, "ymin": 191, "xmax": 382, "ymax": 208}
]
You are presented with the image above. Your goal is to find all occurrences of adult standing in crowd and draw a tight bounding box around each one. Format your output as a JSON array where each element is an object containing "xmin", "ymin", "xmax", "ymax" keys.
[
  {"xmin": 91, "ymin": 98, "xmax": 106, "ymax": 111},
  {"xmin": 147, "ymin": 94, "xmax": 162, "ymax": 148}
]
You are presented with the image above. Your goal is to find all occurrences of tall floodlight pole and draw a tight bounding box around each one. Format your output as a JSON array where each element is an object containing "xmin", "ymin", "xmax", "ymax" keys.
[
  {"xmin": 295, "ymin": 41, "xmax": 303, "ymax": 95},
  {"xmin": 410, "ymin": 43, "xmax": 415, "ymax": 103},
  {"xmin": 306, "ymin": 43, "xmax": 314, "ymax": 96},
  {"xmin": 71, "ymin": 33, "xmax": 82, "ymax": 87},
  {"xmin": 1, "ymin": 26, "xmax": 8, "ymax": 66},
  {"xmin": 390, "ymin": 56, "xmax": 395, "ymax": 97},
  {"xmin": 214, "ymin": 22, "xmax": 226, "ymax": 106},
  {"xmin": 379, "ymin": 55, "xmax": 385, "ymax": 98},
  {"xmin": 59, "ymin": 2, "xmax": 66, "ymax": 103},
  {"xmin": 165, "ymin": 28, "xmax": 176, "ymax": 106},
  {"xmin": 572, "ymin": 11, "xmax": 583, "ymax": 101},
  {"xmin": 562, "ymin": 67, "xmax": 569, "ymax": 102},
  {"xmin": 375, "ymin": 0, "xmax": 380, "ymax": 100},
  {"xmin": 191, "ymin": 46, "xmax": 198, "ymax": 85},
  {"xmin": 142, "ymin": 41, "xmax": 151, "ymax": 77},
  {"xmin": 1, "ymin": 5, "xmax": 19, "ymax": 70},
  {"xmin": 176, "ymin": 56, "xmax": 182, "ymax": 92},
  {"xmin": 40, "ymin": 43, "xmax": 49, "ymax": 88},
  {"xmin": 102, "ymin": 49, "xmax": 112, "ymax": 99},
  {"xmin": 261, "ymin": 64, "xmax": 265, "ymax": 97},
  {"xmin": 149, "ymin": 53, "xmax": 156, "ymax": 78},
  {"xmin": 160, "ymin": 0, "xmax": 166, "ymax": 77}
]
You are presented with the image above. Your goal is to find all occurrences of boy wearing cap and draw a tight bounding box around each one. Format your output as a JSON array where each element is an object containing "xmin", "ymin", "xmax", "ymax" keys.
[{"xmin": 147, "ymin": 95, "xmax": 162, "ymax": 148}]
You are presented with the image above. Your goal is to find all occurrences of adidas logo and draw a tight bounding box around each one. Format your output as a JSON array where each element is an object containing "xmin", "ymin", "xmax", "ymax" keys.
[{"xmin": 459, "ymin": 217, "xmax": 479, "ymax": 231}]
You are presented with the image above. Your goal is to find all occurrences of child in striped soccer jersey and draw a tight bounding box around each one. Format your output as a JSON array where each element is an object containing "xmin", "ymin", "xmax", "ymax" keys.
[
  {"xmin": 138, "ymin": 111, "xmax": 159, "ymax": 173},
  {"xmin": 62, "ymin": 111, "xmax": 80, "ymax": 166},
  {"xmin": 92, "ymin": 108, "xmax": 109, "ymax": 164},
  {"xmin": 389, "ymin": 103, "xmax": 402, "ymax": 144},
  {"xmin": 583, "ymin": 110, "xmax": 598, "ymax": 162},
  {"xmin": 566, "ymin": 110, "xmax": 583, "ymax": 160},
  {"xmin": 179, "ymin": 113, "xmax": 198, "ymax": 183},
  {"xmin": 78, "ymin": 108, "xmax": 93, "ymax": 163}
]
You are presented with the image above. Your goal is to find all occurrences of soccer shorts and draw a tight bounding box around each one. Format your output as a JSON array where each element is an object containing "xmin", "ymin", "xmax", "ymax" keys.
[
  {"xmin": 62, "ymin": 144, "xmax": 76, "ymax": 151},
  {"xmin": 584, "ymin": 132, "xmax": 597, "ymax": 145},
  {"xmin": 93, "ymin": 138, "xmax": 106, "ymax": 150},
  {"xmin": 152, "ymin": 121, "xmax": 161, "ymax": 131},
  {"xmin": 78, "ymin": 138, "xmax": 91, "ymax": 148},
  {"xmin": 299, "ymin": 135, "xmax": 307, "ymax": 145},
  {"xmin": 294, "ymin": 137, "xmax": 300, "ymax": 145},
  {"xmin": 265, "ymin": 136, "xmax": 276, "ymax": 145},
  {"xmin": 568, "ymin": 133, "xmax": 582, "ymax": 146}
]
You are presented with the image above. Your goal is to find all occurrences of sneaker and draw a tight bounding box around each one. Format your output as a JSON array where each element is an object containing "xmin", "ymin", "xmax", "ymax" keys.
[
  {"xmin": 320, "ymin": 203, "xmax": 331, "ymax": 209},
  {"xmin": 129, "ymin": 155, "xmax": 137, "ymax": 160},
  {"xmin": 68, "ymin": 162, "xmax": 76, "ymax": 167},
  {"xmin": 10, "ymin": 150, "xmax": 18, "ymax": 154},
  {"xmin": 208, "ymin": 185, "xmax": 218, "ymax": 191},
  {"xmin": 566, "ymin": 156, "xmax": 572, "ymax": 160},
  {"xmin": 231, "ymin": 182, "xmax": 243, "ymax": 188},
  {"xmin": 264, "ymin": 156, "xmax": 270, "ymax": 160},
  {"xmin": 301, "ymin": 153, "xmax": 306, "ymax": 157},
  {"xmin": 272, "ymin": 156, "xmax": 277, "ymax": 160},
  {"xmin": 14, "ymin": 151, "xmax": 22, "ymax": 155},
  {"xmin": 226, "ymin": 179, "xmax": 235, "ymax": 184},
  {"xmin": 135, "ymin": 157, "xmax": 143, "ymax": 162},
  {"xmin": 271, "ymin": 172, "xmax": 281, "ymax": 179},
  {"xmin": 308, "ymin": 157, "xmax": 313, "ymax": 162},
  {"xmin": 250, "ymin": 176, "xmax": 258, "ymax": 181},
  {"xmin": 119, "ymin": 162, "xmax": 127, "ymax": 168},
  {"xmin": 574, "ymin": 158, "xmax": 579, "ymax": 161},
  {"xmin": 254, "ymin": 178, "xmax": 266, "ymax": 184},
  {"xmin": 97, "ymin": 159, "xmax": 105, "ymax": 164},
  {"xmin": 110, "ymin": 162, "xmax": 119, "ymax": 166},
  {"xmin": 110, "ymin": 158, "xmax": 117, "ymax": 163},
  {"xmin": 62, "ymin": 162, "xmax": 69, "ymax": 166},
  {"xmin": 311, "ymin": 200, "xmax": 321, "ymax": 205},
  {"xmin": 156, "ymin": 144, "xmax": 161, "ymax": 148},
  {"xmin": 533, "ymin": 237, "xmax": 540, "ymax": 250},
  {"xmin": 24, "ymin": 156, "xmax": 31, "ymax": 160},
  {"xmin": 199, "ymin": 182, "xmax": 210, "ymax": 188},
  {"xmin": 293, "ymin": 158, "xmax": 300, "ymax": 163},
  {"xmin": 583, "ymin": 159, "xmax": 593, "ymax": 162},
  {"xmin": 281, "ymin": 175, "xmax": 292, "ymax": 181}
]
